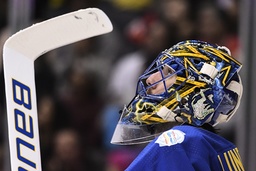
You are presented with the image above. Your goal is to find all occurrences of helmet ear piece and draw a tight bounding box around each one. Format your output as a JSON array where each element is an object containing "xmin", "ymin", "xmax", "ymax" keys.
[
  {"xmin": 214, "ymin": 73, "xmax": 243, "ymax": 125},
  {"xmin": 225, "ymin": 74, "xmax": 243, "ymax": 121}
]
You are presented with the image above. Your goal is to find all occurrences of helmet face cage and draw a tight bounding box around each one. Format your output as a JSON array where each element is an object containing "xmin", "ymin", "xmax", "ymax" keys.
[
  {"xmin": 136, "ymin": 51, "xmax": 185, "ymax": 100},
  {"xmin": 111, "ymin": 40, "xmax": 242, "ymax": 145}
]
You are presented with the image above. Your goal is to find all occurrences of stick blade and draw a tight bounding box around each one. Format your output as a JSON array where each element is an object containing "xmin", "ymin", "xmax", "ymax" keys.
[{"xmin": 4, "ymin": 8, "xmax": 113, "ymax": 60}]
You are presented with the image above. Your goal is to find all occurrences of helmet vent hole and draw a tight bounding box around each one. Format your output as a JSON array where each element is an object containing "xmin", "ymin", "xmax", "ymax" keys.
[
  {"xmin": 194, "ymin": 87, "xmax": 200, "ymax": 94},
  {"xmin": 146, "ymin": 107, "xmax": 153, "ymax": 113},
  {"xmin": 193, "ymin": 59, "xmax": 201, "ymax": 64},
  {"xmin": 216, "ymin": 58, "xmax": 222, "ymax": 63},
  {"xmin": 198, "ymin": 44, "xmax": 204, "ymax": 48},
  {"xmin": 180, "ymin": 98, "xmax": 187, "ymax": 105}
]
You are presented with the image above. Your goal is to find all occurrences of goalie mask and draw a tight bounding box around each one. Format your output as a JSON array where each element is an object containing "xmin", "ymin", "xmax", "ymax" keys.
[{"xmin": 111, "ymin": 40, "xmax": 243, "ymax": 145}]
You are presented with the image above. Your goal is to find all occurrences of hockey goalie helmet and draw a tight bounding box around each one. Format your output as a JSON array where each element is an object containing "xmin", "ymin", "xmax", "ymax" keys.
[{"xmin": 111, "ymin": 40, "xmax": 243, "ymax": 145}]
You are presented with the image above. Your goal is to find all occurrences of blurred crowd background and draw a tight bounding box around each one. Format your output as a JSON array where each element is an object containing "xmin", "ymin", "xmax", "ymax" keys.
[{"xmin": 0, "ymin": 0, "xmax": 246, "ymax": 170}]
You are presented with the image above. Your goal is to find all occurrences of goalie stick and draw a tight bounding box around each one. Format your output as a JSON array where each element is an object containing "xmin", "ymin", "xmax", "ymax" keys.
[{"xmin": 3, "ymin": 8, "xmax": 113, "ymax": 171}]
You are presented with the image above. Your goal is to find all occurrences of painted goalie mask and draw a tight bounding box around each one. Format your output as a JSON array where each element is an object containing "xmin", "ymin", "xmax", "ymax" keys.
[{"xmin": 111, "ymin": 40, "xmax": 243, "ymax": 145}]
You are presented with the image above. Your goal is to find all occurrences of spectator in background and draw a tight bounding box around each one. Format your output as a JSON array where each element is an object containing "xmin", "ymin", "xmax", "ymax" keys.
[
  {"xmin": 157, "ymin": 0, "xmax": 195, "ymax": 43},
  {"xmin": 57, "ymin": 65, "xmax": 104, "ymax": 147},
  {"xmin": 0, "ymin": 0, "xmax": 7, "ymax": 30},
  {"xmin": 105, "ymin": 148, "xmax": 140, "ymax": 171},
  {"xmin": 46, "ymin": 129, "xmax": 87, "ymax": 171},
  {"xmin": 195, "ymin": 1, "xmax": 240, "ymax": 59},
  {"xmin": 38, "ymin": 95, "xmax": 56, "ymax": 168}
]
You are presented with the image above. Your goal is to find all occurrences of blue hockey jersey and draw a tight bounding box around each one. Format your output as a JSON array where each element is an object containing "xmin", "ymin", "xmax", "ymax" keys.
[{"xmin": 126, "ymin": 125, "xmax": 244, "ymax": 171}]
